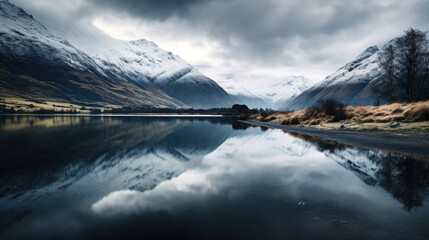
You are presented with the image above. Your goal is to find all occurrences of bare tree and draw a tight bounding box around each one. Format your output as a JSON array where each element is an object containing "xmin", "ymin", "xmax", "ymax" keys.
[
  {"xmin": 377, "ymin": 44, "xmax": 397, "ymax": 101},
  {"xmin": 396, "ymin": 28, "xmax": 429, "ymax": 102},
  {"xmin": 376, "ymin": 28, "xmax": 429, "ymax": 102}
]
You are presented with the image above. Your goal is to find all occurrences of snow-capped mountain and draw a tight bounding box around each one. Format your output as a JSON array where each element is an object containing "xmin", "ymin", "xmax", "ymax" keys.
[
  {"xmin": 215, "ymin": 75, "xmax": 314, "ymax": 110},
  {"xmin": 64, "ymin": 28, "xmax": 235, "ymax": 109},
  {"xmin": 215, "ymin": 78, "xmax": 270, "ymax": 108},
  {"xmin": 286, "ymin": 45, "xmax": 383, "ymax": 110},
  {"xmin": 258, "ymin": 75, "xmax": 315, "ymax": 110},
  {"xmin": 0, "ymin": 0, "xmax": 234, "ymax": 109}
]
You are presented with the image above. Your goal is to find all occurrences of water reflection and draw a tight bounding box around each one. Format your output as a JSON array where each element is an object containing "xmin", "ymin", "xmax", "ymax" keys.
[
  {"xmin": 0, "ymin": 116, "xmax": 235, "ymax": 195},
  {"xmin": 0, "ymin": 116, "xmax": 236, "ymax": 232},
  {"xmin": 0, "ymin": 116, "xmax": 428, "ymax": 240},
  {"xmin": 282, "ymin": 130, "xmax": 429, "ymax": 211}
]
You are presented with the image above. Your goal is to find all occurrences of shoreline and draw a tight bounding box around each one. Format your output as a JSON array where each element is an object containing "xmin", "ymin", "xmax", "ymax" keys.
[
  {"xmin": 241, "ymin": 120, "xmax": 429, "ymax": 160},
  {"xmin": 0, "ymin": 113, "xmax": 237, "ymax": 117}
]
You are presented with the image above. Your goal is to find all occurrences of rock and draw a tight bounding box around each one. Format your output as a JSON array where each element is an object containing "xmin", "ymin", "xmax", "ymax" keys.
[
  {"xmin": 388, "ymin": 121, "xmax": 400, "ymax": 128},
  {"xmin": 340, "ymin": 124, "xmax": 345, "ymax": 129}
]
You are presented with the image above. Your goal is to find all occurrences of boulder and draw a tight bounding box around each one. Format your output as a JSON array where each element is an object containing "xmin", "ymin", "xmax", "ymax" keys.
[{"xmin": 388, "ymin": 121, "xmax": 400, "ymax": 128}]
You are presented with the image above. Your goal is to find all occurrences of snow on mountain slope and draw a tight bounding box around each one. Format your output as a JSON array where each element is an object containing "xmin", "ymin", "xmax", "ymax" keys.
[
  {"xmin": 215, "ymin": 76, "xmax": 314, "ymax": 110},
  {"xmin": 0, "ymin": 0, "xmax": 234, "ymax": 109},
  {"xmin": 258, "ymin": 75, "xmax": 315, "ymax": 110},
  {"xmin": 68, "ymin": 34, "xmax": 191, "ymax": 84},
  {"xmin": 215, "ymin": 77, "xmax": 270, "ymax": 108},
  {"xmin": 314, "ymin": 46, "xmax": 380, "ymax": 89},
  {"xmin": 0, "ymin": 0, "xmax": 185, "ymax": 107},
  {"xmin": 0, "ymin": 0, "xmax": 97, "ymax": 71},
  {"xmin": 61, "ymin": 21, "xmax": 234, "ymax": 109},
  {"xmin": 286, "ymin": 46, "xmax": 383, "ymax": 110}
]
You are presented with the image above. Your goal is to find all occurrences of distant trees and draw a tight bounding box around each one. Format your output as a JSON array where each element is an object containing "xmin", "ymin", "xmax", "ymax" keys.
[
  {"xmin": 376, "ymin": 28, "xmax": 429, "ymax": 102},
  {"xmin": 305, "ymin": 99, "xmax": 346, "ymax": 122},
  {"xmin": 232, "ymin": 104, "xmax": 250, "ymax": 113}
]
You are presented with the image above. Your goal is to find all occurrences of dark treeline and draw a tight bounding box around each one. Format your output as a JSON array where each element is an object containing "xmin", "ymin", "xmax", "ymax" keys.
[
  {"xmin": 0, "ymin": 103, "xmax": 275, "ymax": 115},
  {"xmin": 104, "ymin": 104, "xmax": 274, "ymax": 115},
  {"xmin": 376, "ymin": 28, "xmax": 429, "ymax": 102}
]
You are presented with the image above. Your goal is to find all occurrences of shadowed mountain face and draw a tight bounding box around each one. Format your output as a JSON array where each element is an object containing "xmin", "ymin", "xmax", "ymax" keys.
[
  {"xmin": 286, "ymin": 46, "xmax": 382, "ymax": 110},
  {"xmin": 0, "ymin": 0, "xmax": 235, "ymax": 109}
]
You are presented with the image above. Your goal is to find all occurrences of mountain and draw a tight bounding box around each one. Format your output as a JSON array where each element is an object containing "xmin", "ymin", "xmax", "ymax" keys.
[
  {"xmin": 63, "ymin": 29, "xmax": 235, "ymax": 109},
  {"xmin": 0, "ymin": 0, "xmax": 234, "ymax": 109},
  {"xmin": 215, "ymin": 78, "xmax": 270, "ymax": 109},
  {"xmin": 215, "ymin": 76, "xmax": 313, "ymax": 110},
  {"xmin": 286, "ymin": 46, "xmax": 383, "ymax": 110},
  {"xmin": 259, "ymin": 76, "xmax": 315, "ymax": 110}
]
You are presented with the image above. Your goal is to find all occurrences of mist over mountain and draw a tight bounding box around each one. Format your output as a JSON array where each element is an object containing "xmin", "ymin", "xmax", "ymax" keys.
[{"xmin": 215, "ymin": 76, "xmax": 315, "ymax": 110}]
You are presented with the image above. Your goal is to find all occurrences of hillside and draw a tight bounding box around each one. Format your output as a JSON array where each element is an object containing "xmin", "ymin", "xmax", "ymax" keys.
[
  {"xmin": 287, "ymin": 46, "xmax": 383, "ymax": 110},
  {"xmin": 0, "ymin": 0, "xmax": 234, "ymax": 109}
]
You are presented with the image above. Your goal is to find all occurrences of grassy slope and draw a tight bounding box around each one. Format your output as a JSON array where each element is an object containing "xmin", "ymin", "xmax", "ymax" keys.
[{"xmin": 0, "ymin": 62, "xmax": 184, "ymax": 109}]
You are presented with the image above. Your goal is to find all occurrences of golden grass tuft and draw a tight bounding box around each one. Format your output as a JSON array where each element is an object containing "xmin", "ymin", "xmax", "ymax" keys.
[
  {"xmin": 404, "ymin": 102, "xmax": 429, "ymax": 122},
  {"xmin": 250, "ymin": 100, "xmax": 429, "ymax": 126}
]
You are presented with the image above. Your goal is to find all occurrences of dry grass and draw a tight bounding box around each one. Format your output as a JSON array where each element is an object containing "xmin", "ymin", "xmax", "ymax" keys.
[
  {"xmin": 251, "ymin": 100, "xmax": 429, "ymax": 128},
  {"xmin": 343, "ymin": 101, "xmax": 429, "ymax": 123},
  {"xmin": 0, "ymin": 97, "xmax": 119, "ymax": 113}
]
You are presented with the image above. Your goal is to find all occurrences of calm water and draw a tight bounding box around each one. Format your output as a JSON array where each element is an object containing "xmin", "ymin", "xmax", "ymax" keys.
[{"xmin": 0, "ymin": 115, "xmax": 428, "ymax": 240}]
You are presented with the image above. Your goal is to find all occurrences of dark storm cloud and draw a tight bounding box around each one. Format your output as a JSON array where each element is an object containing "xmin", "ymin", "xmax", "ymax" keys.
[
  {"xmin": 415, "ymin": 0, "xmax": 429, "ymax": 23},
  {"xmin": 191, "ymin": 0, "xmax": 375, "ymax": 64},
  {"xmin": 84, "ymin": 0, "xmax": 382, "ymax": 65},
  {"xmin": 9, "ymin": 0, "xmax": 429, "ymax": 82},
  {"xmin": 88, "ymin": 0, "xmax": 211, "ymax": 20}
]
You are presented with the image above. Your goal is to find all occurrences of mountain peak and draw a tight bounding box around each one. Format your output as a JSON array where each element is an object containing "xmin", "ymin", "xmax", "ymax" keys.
[
  {"xmin": 365, "ymin": 45, "xmax": 379, "ymax": 53},
  {"xmin": 0, "ymin": 0, "xmax": 34, "ymax": 20},
  {"xmin": 286, "ymin": 43, "xmax": 384, "ymax": 110},
  {"xmin": 0, "ymin": 0, "xmax": 235, "ymax": 109},
  {"xmin": 350, "ymin": 45, "xmax": 379, "ymax": 65},
  {"xmin": 130, "ymin": 39, "xmax": 158, "ymax": 48}
]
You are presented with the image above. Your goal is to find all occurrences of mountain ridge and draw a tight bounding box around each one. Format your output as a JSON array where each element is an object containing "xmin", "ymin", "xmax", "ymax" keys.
[
  {"xmin": 286, "ymin": 45, "xmax": 384, "ymax": 110},
  {"xmin": 215, "ymin": 76, "xmax": 315, "ymax": 110},
  {"xmin": 0, "ymin": 0, "xmax": 235, "ymax": 109}
]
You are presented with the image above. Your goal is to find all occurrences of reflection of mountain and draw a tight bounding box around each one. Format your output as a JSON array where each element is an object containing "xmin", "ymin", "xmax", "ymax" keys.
[
  {"xmin": 0, "ymin": 117, "xmax": 236, "ymax": 195},
  {"xmin": 287, "ymin": 132, "xmax": 429, "ymax": 211},
  {"xmin": 0, "ymin": 116, "xmax": 235, "ymax": 229},
  {"xmin": 2, "ymin": 122, "xmax": 429, "ymax": 239},
  {"xmin": 375, "ymin": 155, "xmax": 429, "ymax": 211}
]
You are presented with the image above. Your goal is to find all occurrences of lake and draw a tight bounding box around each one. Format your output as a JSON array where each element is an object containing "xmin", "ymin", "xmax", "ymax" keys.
[{"xmin": 1, "ymin": 115, "xmax": 428, "ymax": 240}]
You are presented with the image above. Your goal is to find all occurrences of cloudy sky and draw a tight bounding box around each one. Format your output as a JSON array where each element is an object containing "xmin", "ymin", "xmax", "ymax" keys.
[{"xmin": 10, "ymin": 0, "xmax": 429, "ymax": 87}]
